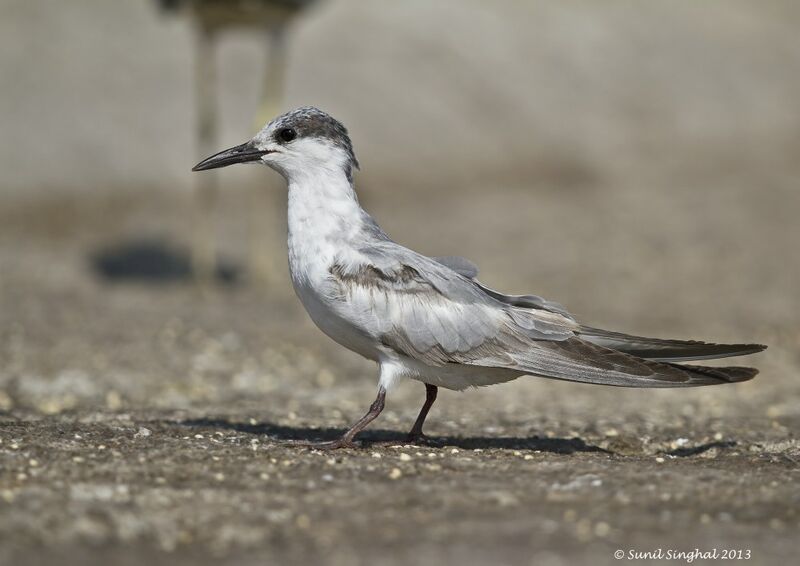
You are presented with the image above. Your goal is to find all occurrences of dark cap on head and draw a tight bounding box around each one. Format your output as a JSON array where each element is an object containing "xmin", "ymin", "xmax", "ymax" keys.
[{"xmin": 269, "ymin": 107, "xmax": 359, "ymax": 172}]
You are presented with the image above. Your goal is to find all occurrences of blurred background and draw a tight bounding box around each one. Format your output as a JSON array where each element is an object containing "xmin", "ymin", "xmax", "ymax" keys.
[{"xmin": 1, "ymin": 1, "xmax": 799, "ymax": 565}]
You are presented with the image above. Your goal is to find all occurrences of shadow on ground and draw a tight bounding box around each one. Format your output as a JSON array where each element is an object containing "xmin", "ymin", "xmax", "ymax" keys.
[
  {"xmin": 173, "ymin": 417, "xmax": 611, "ymax": 454},
  {"xmin": 90, "ymin": 239, "xmax": 240, "ymax": 284}
]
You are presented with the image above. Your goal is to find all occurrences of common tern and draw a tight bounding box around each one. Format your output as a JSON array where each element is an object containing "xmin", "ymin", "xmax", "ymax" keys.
[{"xmin": 193, "ymin": 107, "xmax": 766, "ymax": 449}]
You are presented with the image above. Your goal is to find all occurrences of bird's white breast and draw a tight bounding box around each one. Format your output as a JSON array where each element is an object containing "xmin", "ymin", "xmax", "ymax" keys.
[
  {"xmin": 286, "ymin": 172, "xmax": 384, "ymax": 361},
  {"xmin": 283, "ymin": 170, "xmax": 529, "ymax": 391}
]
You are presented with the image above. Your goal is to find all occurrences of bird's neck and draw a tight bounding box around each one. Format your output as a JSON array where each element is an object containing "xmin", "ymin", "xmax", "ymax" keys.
[{"xmin": 286, "ymin": 168, "xmax": 370, "ymax": 271}]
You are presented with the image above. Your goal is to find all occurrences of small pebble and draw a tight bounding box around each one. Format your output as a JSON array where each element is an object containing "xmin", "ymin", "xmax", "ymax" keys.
[
  {"xmin": 399, "ymin": 453, "xmax": 412, "ymax": 462},
  {"xmin": 388, "ymin": 468, "xmax": 403, "ymax": 480},
  {"xmin": 594, "ymin": 521, "xmax": 611, "ymax": 537}
]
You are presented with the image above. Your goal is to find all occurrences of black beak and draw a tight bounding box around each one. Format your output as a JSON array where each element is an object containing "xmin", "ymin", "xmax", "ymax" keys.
[{"xmin": 192, "ymin": 141, "xmax": 272, "ymax": 172}]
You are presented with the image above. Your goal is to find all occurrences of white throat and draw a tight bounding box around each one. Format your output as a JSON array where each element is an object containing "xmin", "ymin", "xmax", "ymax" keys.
[{"xmin": 286, "ymin": 166, "xmax": 366, "ymax": 281}]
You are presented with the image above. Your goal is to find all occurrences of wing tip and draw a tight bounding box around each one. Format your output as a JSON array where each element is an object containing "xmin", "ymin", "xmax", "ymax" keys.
[
  {"xmin": 682, "ymin": 364, "xmax": 760, "ymax": 384},
  {"xmin": 722, "ymin": 366, "xmax": 759, "ymax": 383},
  {"xmin": 715, "ymin": 343, "xmax": 768, "ymax": 359},
  {"xmin": 578, "ymin": 326, "xmax": 769, "ymax": 362}
]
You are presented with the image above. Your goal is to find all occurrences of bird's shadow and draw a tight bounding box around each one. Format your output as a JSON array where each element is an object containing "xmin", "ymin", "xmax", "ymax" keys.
[{"xmin": 173, "ymin": 417, "xmax": 610, "ymax": 454}]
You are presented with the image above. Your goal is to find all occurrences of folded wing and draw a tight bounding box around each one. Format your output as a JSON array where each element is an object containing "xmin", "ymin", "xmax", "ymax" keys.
[{"xmin": 334, "ymin": 243, "xmax": 760, "ymax": 388}]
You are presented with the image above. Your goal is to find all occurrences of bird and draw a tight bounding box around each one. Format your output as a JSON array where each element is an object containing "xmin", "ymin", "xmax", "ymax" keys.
[{"xmin": 193, "ymin": 106, "xmax": 767, "ymax": 449}]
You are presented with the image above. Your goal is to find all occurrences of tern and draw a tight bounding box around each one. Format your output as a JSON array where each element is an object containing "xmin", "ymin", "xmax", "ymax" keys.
[{"xmin": 193, "ymin": 107, "xmax": 766, "ymax": 449}]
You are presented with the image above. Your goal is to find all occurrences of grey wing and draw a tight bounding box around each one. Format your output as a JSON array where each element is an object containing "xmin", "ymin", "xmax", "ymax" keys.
[
  {"xmin": 338, "ymin": 244, "xmax": 577, "ymax": 366},
  {"xmin": 469, "ymin": 337, "xmax": 757, "ymax": 387},
  {"xmin": 346, "ymin": 243, "xmax": 756, "ymax": 387}
]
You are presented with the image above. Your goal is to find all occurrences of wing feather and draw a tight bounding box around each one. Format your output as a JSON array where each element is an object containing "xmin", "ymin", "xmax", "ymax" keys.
[
  {"xmin": 329, "ymin": 242, "xmax": 758, "ymax": 388},
  {"xmin": 578, "ymin": 325, "xmax": 766, "ymax": 361},
  {"xmin": 431, "ymin": 256, "xmax": 479, "ymax": 279}
]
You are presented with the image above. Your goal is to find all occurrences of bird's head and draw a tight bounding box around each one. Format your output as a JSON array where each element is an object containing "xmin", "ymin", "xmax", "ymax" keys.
[{"xmin": 192, "ymin": 107, "xmax": 359, "ymax": 183}]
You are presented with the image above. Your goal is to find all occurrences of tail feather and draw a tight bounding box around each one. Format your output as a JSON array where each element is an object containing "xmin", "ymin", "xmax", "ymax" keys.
[{"xmin": 578, "ymin": 326, "xmax": 767, "ymax": 362}]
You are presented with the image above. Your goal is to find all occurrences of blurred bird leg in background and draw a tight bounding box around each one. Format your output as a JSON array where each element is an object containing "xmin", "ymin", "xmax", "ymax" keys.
[
  {"xmin": 192, "ymin": 18, "xmax": 219, "ymax": 288},
  {"xmin": 249, "ymin": 24, "xmax": 290, "ymax": 287},
  {"xmin": 161, "ymin": 0, "xmax": 316, "ymax": 287}
]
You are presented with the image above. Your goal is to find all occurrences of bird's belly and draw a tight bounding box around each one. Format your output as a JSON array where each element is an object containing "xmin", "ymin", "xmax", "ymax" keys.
[
  {"xmin": 292, "ymin": 278, "xmax": 382, "ymax": 362},
  {"xmin": 398, "ymin": 357, "xmax": 525, "ymax": 391}
]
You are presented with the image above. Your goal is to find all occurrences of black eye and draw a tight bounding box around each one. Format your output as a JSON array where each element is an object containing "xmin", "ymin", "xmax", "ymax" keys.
[{"xmin": 278, "ymin": 128, "xmax": 296, "ymax": 142}]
